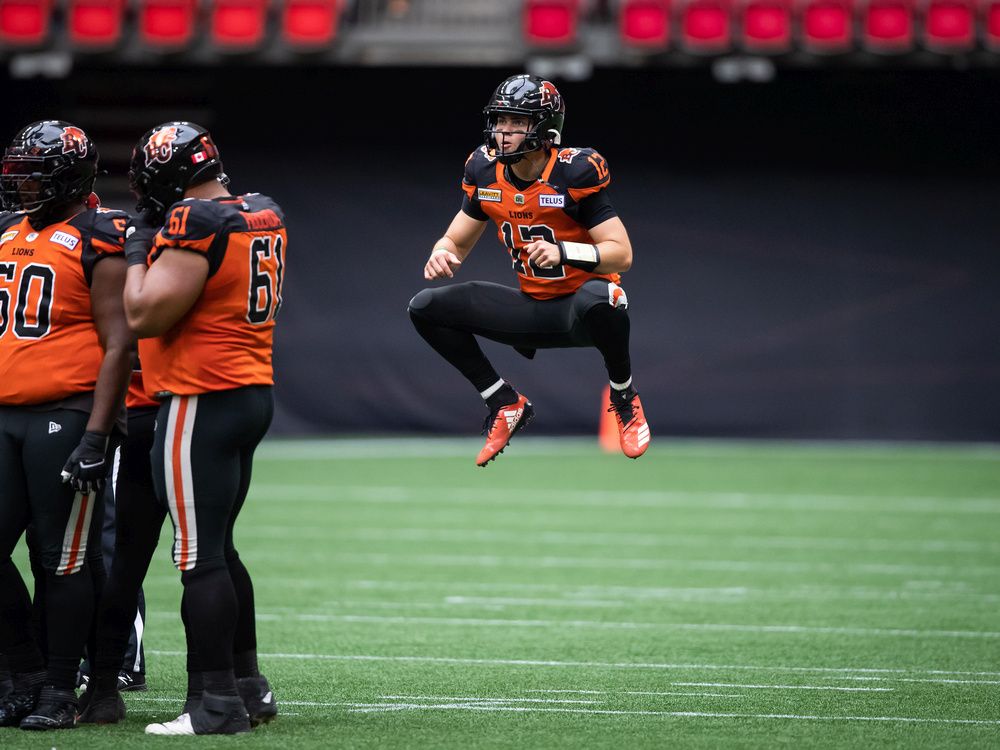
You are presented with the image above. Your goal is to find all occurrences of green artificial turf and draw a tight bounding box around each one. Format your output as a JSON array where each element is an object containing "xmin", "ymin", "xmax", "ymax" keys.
[{"xmin": 5, "ymin": 437, "xmax": 999, "ymax": 748}]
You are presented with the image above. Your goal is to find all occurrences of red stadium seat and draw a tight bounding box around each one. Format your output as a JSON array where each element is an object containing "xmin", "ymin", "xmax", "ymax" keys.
[
  {"xmin": 740, "ymin": 0, "xmax": 792, "ymax": 52},
  {"xmin": 923, "ymin": 0, "xmax": 974, "ymax": 50},
  {"xmin": 620, "ymin": 0, "xmax": 672, "ymax": 49},
  {"xmin": 0, "ymin": 0, "xmax": 51, "ymax": 46},
  {"xmin": 862, "ymin": 0, "xmax": 915, "ymax": 51},
  {"xmin": 211, "ymin": 0, "xmax": 268, "ymax": 50},
  {"xmin": 984, "ymin": 0, "xmax": 1000, "ymax": 50},
  {"xmin": 681, "ymin": 0, "xmax": 733, "ymax": 52},
  {"xmin": 799, "ymin": 0, "xmax": 853, "ymax": 52},
  {"xmin": 138, "ymin": 0, "xmax": 197, "ymax": 48},
  {"xmin": 68, "ymin": 0, "xmax": 125, "ymax": 48},
  {"xmin": 283, "ymin": 0, "xmax": 341, "ymax": 47},
  {"xmin": 523, "ymin": 0, "xmax": 580, "ymax": 46}
]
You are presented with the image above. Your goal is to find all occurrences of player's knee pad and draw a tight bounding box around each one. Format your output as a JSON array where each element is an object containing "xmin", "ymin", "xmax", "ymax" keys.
[
  {"xmin": 573, "ymin": 279, "xmax": 629, "ymax": 321},
  {"xmin": 407, "ymin": 288, "xmax": 437, "ymax": 319}
]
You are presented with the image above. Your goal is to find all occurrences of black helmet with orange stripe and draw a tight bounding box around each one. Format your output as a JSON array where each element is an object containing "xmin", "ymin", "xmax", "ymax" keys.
[
  {"xmin": 128, "ymin": 121, "xmax": 226, "ymax": 220},
  {"xmin": 483, "ymin": 75, "xmax": 566, "ymax": 165},
  {"xmin": 1, "ymin": 120, "xmax": 98, "ymax": 224}
]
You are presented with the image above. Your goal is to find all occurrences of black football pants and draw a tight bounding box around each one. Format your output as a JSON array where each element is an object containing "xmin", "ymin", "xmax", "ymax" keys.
[
  {"xmin": 408, "ymin": 279, "xmax": 632, "ymax": 392},
  {"xmin": 0, "ymin": 406, "xmax": 109, "ymax": 690},
  {"xmin": 151, "ymin": 386, "xmax": 273, "ymax": 679},
  {"xmin": 91, "ymin": 406, "xmax": 160, "ymax": 687}
]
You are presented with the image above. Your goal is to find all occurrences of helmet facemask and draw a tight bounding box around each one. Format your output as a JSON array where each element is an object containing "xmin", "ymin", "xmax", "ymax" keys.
[{"xmin": 1, "ymin": 148, "xmax": 97, "ymax": 224}]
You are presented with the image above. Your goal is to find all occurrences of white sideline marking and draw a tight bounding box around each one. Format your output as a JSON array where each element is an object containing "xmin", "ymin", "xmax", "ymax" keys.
[
  {"xmin": 208, "ymin": 611, "xmax": 1000, "ymax": 639},
  {"xmin": 126, "ymin": 691, "xmax": 1000, "ymax": 724},
  {"xmin": 315, "ymin": 526, "xmax": 1000, "ymax": 555},
  {"xmin": 528, "ymin": 690, "xmax": 752, "ymax": 698},
  {"xmin": 348, "ymin": 579, "xmax": 1000, "ymax": 605},
  {"xmin": 381, "ymin": 695, "xmax": 599, "ymax": 704},
  {"xmin": 670, "ymin": 682, "xmax": 892, "ymax": 692},
  {"xmin": 144, "ymin": 650, "xmax": 1000, "ymax": 678},
  {"xmin": 249, "ymin": 483, "xmax": 1000, "ymax": 515},
  {"xmin": 254, "ymin": 436, "xmax": 1000, "ymax": 462},
  {"xmin": 342, "ymin": 702, "xmax": 1000, "ymax": 724},
  {"xmin": 308, "ymin": 551, "xmax": 1000, "ymax": 578}
]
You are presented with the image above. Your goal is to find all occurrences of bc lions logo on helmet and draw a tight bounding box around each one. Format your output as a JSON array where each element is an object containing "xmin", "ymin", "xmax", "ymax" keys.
[
  {"xmin": 60, "ymin": 127, "xmax": 88, "ymax": 158},
  {"xmin": 144, "ymin": 126, "xmax": 179, "ymax": 167},
  {"xmin": 539, "ymin": 81, "xmax": 562, "ymax": 110}
]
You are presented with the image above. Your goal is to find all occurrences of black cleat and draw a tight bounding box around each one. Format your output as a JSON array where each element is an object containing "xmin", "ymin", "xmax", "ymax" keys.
[
  {"xmin": 76, "ymin": 689, "xmax": 126, "ymax": 724},
  {"xmin": 146, "ymin": 692, "xmax": 250, "ymax": 736},
  {"xmin": 118, "ymin": 671, "xmax": 147, "ymax": 692},
  {"xmin": 0, "ymin": 688, "xmax": 37, "ymax": 727},
  {"xmin": 237, "ymin": 675, "xmax": 277, "ymax": 727},
  {"xmin": 19, "ymin": 687, "xmax": 77, "ymax": 730}
]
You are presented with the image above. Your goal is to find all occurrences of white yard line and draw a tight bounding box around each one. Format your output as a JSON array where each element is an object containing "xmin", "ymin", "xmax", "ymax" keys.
[
  {"xmin": 298, "ymin": 551, "xmax": 1000, "ymax": 578},
  {"xmin": 342, "ymin": 702, "xmax": 1000, "ymax": 724},
  {"xmin": 254, "ymin": 436, "xmax": 1000, "ymax": 462},
  {"xmin": 309, "ymin": 526, "xmax": 999, "ymax": 555},
  {"xmin": 347, "ymin": 580, "xmax": 1000, "ymax": 604},
  {"xmin": 151, "ymin": 611, "xmax": 996, "ymax": 639},
  {"xmin": 248, "ymin": 483, "xmax": 1000, "ymax": 515},
  {"xmin": 670, "ymin": 682, "xmax": 892, "ymax": 692},
  {"xmin": 143, "ymin": 649, "xmax": 1000, "ymax": 679}
]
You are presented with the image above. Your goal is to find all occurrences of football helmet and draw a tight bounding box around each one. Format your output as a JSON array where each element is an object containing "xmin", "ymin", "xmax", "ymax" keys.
[
  {"xmin": 128, "ymin": 122, "xmax": 225, "ymax": 220},
  {"xmin": 1, "ymin": 121, "xmax": 98, "ymax": 224},
  {"xmin": 483, "ymin": 75, "xmax": 566, "ymax": 165}
]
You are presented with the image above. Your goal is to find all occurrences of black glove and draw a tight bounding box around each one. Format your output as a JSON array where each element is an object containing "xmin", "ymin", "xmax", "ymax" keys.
[
  {"xmin": 60, "ymin": 431, "xmax": 110, "ymax": 494},
  {"xmin": 124, "ymin": 211, "xmax": 161, "ymax": 267}
]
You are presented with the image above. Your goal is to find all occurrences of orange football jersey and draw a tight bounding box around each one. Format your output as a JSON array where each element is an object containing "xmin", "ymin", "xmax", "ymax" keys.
[
  {"xmin": 0, "ymin": 208, "xmax": 125, "ymax": 405},
  {"xmin": 126, "ymin": 369, "xmax": 158, "ymax": 409},
  {"xmin": 138, "ymin": 194, "xmax": 286, "ymax": 398},
  {"xmin": 462, "ymin": 145, "xmax": 620, "ymax": 300}
]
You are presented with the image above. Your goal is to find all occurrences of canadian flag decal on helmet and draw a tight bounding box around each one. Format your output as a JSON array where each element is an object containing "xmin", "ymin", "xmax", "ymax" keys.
[
  {"xmin": 539, "ymin": 81, "xmax": 561, "ymax": 109},
  {"xmin": 60, "ymin": 127, "xmax": 88, "ymax": 158},
  {"xmin": 144, "ymin": 126, "xmax": 179, "ymax": 167}
]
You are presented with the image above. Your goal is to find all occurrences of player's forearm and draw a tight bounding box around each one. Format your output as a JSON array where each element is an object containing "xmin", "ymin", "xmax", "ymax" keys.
[
  {"xmin": 593, "ymin": 239, "xmax": 632, "ymax": 274},
  {"xmin": 123, "ymin": 265, "xmax": 175, "ymax": 337},
  {"xmin": 436, "ymin": 234, "xmax": 472, "ymax": 261},
  {"xmin": 87, "ymin": 343, "xmax": 130, "ymax": 434}
]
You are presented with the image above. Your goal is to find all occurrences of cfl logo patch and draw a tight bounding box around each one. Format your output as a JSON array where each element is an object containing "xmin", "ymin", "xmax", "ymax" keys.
[{"xmin": 608, "ymin": 283, "xmax": 628, "ymax": 310}]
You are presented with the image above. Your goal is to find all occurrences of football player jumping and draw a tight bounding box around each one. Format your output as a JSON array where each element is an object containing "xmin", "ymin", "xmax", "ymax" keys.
[
  {"xmin": 409, "ymin": 74, "xmax": 650, "ymax": 465},
  {"xmin": 0, "ymin": 121, "xmax": 132, "ymax": 730},
  {"xmin": 122, "ymin": 122, "xmax": 284, "ymax": 736}
]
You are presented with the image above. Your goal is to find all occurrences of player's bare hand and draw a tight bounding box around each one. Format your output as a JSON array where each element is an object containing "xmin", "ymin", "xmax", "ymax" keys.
[
  {"xmin": 425, "ymin": 248, "xmax": 462, "ymax": 280},
  {"xmin": 526, "ymin": 240, "xmax": 560, "ymax": 269}
]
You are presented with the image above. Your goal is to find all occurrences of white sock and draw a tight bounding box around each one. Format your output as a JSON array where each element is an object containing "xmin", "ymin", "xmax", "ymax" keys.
[
  {"xmin": 610, "ymin": 377, "xmax": 632, "ymax": 392},
  {"xmin": 480, "ymin": 379, "xmax": 505, "ymax": 400}
]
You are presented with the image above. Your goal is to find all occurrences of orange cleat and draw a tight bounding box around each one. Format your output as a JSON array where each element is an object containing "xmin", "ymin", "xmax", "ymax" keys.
[
  {"xmin": 608, "ymin": 388, "xmax": 650, "ymax": 459},
  {"xmin": 476, "ymin": 393, "xmax": 534, "ymax": 466}
]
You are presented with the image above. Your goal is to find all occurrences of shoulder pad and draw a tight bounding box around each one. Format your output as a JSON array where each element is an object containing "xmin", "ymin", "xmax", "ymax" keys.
[
  {"xmin": 159, "ymin": 199, "xmax": 231, "ymax": 245},
  {"xmin": 66, "ymin": 208, "xmax": 127, "ymax": 255},
  {"xmin": 242, "ymin": 193, "xmax": 286, "ymax": 226},
  {"xmin": 463, "ymin": 145, "xmax": 499, "ymax": 187},
  {"xmin": 90, "ymin": 208, "xmax": 128, "ymax": 251},
  {"xmin": 554, "ymin": 147, "xmax": 611, "ymax": 190}
]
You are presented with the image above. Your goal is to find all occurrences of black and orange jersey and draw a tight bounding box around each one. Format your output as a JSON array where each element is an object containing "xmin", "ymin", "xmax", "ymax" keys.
[
  {"xmin": 0, "ymin": 208, "xmax": 126, "ymax": 405},
  {"xmin": 461, "ymin": 145, "xmax": 621, "ymax": 300},
  {"xmin": 138, "ymin": 193, "xmax": 286, "ymax": 398}
]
